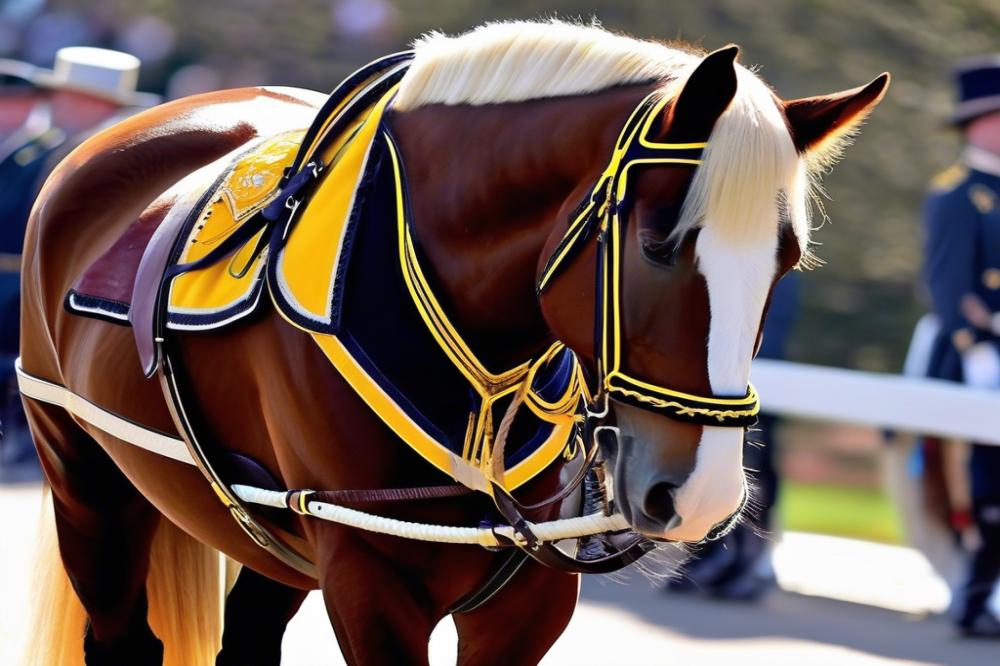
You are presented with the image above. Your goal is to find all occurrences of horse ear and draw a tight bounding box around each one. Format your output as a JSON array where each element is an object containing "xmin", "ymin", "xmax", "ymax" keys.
[
  {"xmin": 664, "ymin": 45, "xmax": 739, "ymax": 143},
  {"xmin": 783, "ymin": 73, "xmax": 890, "ymax": 154}
]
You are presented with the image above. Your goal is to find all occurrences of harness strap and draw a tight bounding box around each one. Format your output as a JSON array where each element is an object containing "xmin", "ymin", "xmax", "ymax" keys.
[
  {"xmin": 447, "ymin": 549, "xmax": 530, "ymax": 614},
  {"xmin": 307, "ymin": 484, "xmax": 473, "ymax": 505},
  {"xmin": 606, "ymin": 371, "xmax": 759, "ymax": 427},
  {"xmin": 489, "ymin": 485, "xmax": 654, "ymax": 574}
]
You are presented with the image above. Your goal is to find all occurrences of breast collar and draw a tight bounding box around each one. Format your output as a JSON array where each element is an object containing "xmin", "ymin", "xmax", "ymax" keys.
[{"xmin": 537, "ymin": 91, "xmax": 760, "ymax": 428}]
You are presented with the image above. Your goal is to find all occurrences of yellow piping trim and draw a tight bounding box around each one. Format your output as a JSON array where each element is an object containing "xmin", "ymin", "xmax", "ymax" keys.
[
  {"xmin": 392, "ymin": 137, "xmax": 529, "ymax": 394},
  {"xmin": 211, "ymin": 481, "xmax": 234, "ymax": 507},
  {"xmin": 264, "ymin": 89, "xmax": 582, "ymax": 492},
  {"xmin": 300, "ymin": 67, "xmax": 399, "ymax": 165},
  {"xmin": 536, "ymin": 207, "xmax": 594, "ymax": 292},
  {"xmin": 401, "ymin": 226, "xmax": 528, "ymax": 394},
  {"xmin": 607, "ymin": 386, "xmax": 759, "ymax": 421},
  {"xmin": 608, "ymin": 371, "xmax": 758, "ymax": 407},
  {"xmin": 608, "ymin": 386, "xmax": 760, "ymax": 421},
  {"xmin": 504, "ymin": 419, "xmax": 576, "ymax": 489},
  {"xmin": 608, "ymin": 215, "xmax": 622, "ymax": 373},
  {"xmin": 537, "ymin": 92, "xmax": 707, "ymax": 293},
  {"xmin": 636, "ymin": 93, "xmax": 708, "ymax": 150},
  {"xmin": 460, "ymin": 412, "xmax": 475, "ymax": 461}
]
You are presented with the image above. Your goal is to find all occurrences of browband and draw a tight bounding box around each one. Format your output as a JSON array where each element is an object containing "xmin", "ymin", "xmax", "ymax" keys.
[{"xmin": 537, "ymin": 91, "xmax": 760, "ymax": 429}]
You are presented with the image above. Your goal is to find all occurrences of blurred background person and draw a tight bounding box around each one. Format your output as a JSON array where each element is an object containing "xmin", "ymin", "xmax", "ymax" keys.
[
  {"xmin": 922, "ymin": 55, "xmax": 1000, "ymax": 638},
  {"xmin": 0, "ymin": 46, "xmax": 159, "ymax": 483},
  {"xmin": 668, "ymin": 272, "xmax": 800, "ymax": 601}
]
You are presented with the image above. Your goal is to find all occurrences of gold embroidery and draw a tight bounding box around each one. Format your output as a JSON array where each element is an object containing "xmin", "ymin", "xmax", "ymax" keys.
[
  {"xmin": 983, "ymin": 268, "xmax": 1000, "ymax": 291},
  {"xmin": 969, "ymin": 184, "xmax": 997, "ymax": 214},
  {"xmin": 607, "ymin": 385, "xmax": 759, "ymax": 422}
]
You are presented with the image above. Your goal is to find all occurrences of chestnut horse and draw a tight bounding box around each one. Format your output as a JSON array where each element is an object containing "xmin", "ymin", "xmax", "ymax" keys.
[{"xmin": 18, "ymin": 21, "xmax": 888, "ymax": 666}]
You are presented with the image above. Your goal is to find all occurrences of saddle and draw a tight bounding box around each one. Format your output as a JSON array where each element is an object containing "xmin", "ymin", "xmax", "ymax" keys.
[{"xmin": 65, "ymin": 53, "xmax": 584, "ymax": 495}]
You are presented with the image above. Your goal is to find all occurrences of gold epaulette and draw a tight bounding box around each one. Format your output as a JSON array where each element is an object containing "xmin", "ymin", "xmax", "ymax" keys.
[{"xmin": 929, "ymin": 163, "xmax": 968, "ymax": 192}]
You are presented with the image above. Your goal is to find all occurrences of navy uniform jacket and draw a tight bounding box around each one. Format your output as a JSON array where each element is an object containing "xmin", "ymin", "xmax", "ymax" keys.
[
  {"xmin": 923, "ymin": 162, "xmax": 1000, "ymax": 383},
  {"xmin": 1, "ymin": 108, "xmax": 142, "ymax": 381},
  {"xmin": 0, "ymin": 128, "xmax": 67, "ymax": 358},
  {"xmin": 922, "ymin": 159, "xmax": 1000, "ymax": 497}
]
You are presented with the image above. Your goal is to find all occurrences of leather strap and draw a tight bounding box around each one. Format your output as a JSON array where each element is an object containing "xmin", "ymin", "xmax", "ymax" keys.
[
  {"xmin": 447, "ymin": 549, "xmax": 530, "ymax": 614},
  {"xmin": 310, "ymin": 484, "xmax": 473, "ymax": 505},
  {"xmin": 490, "ymin": 485, "xmax": 653, "ymax": 574}
]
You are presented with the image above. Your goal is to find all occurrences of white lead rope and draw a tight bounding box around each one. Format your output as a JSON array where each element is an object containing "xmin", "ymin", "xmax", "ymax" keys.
[
  {"xmin": 232, "ymin": 484, "xmax": 629, "ymax": 547},
  {"xmin": 17, "ymin": 358, "xmax": 629, "ymax": 548}
]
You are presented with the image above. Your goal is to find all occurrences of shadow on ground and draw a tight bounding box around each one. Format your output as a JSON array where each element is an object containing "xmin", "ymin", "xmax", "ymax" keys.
[{"xmin": 580, "ymin": 574, "xmax": 993, "ymax": 666}]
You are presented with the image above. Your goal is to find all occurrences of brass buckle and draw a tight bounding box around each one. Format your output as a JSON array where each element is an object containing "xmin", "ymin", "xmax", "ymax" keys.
[{"xmin": 229, "ymin": 505, "xmax": 271, "ymax": 548}]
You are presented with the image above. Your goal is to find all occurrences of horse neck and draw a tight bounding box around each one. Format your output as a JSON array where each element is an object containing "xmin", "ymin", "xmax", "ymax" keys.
[{"xmin": 388, "ymin": 84, "xmax": 654, "ymax": 368}]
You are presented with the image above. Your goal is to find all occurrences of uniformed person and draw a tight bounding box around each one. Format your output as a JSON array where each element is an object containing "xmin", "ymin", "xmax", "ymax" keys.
[
  {"xmin": 0, "ymin": 48, "xmax": 159, "ymax": 482},
  {"xmin": 923, "ymin": 54, "xmax": 1000, "ymax": 638}
]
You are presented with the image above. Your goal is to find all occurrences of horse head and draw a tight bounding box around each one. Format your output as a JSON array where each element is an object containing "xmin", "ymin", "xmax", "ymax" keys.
[{"xmin": 538, "ymin": 46, "xmax": 889, "ymax": 543}]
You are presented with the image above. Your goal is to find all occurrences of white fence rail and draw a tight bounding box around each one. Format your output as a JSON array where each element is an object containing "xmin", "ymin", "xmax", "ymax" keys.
[{"xmin": 751, "ymin": 359, "xmax": 1000, "ymax": 446}]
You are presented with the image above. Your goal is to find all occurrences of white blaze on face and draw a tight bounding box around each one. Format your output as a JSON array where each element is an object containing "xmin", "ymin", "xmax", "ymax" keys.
[{"xmin": 664, "ymin": 222, "xmax": 778, "ymax": 542}]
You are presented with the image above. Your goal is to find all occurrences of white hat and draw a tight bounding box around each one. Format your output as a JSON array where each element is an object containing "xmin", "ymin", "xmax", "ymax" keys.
[{"xmin": 0, "ymin": 47, "xmax": 160, "ymax": 107}]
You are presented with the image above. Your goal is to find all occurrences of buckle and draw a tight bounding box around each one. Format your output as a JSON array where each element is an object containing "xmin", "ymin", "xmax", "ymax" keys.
[
  {"xmin": 586, "ymin": 392, "xmax": 610, "ymax": 420},
  {"xmin": 287, "ymin": 489, "xmax": 315, "ymax": 516},
  {"xmin": 229, "ymin": 505, "xmax": 271, "ymax": 547}
]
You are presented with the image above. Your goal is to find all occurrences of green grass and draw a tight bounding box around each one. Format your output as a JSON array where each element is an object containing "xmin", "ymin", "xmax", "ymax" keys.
[{"xmin": 778, "ymin": 482, "xmax": 904, "ymax": 545}]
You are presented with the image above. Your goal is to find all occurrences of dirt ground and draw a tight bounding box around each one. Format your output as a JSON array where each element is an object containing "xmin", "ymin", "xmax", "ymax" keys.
[{"xmin": 1, "ymin": 483, "xmax": 995, "ymax": 665}]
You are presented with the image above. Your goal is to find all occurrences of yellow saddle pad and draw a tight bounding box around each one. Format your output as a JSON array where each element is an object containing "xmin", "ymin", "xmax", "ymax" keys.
[{"xmin": 165, "ymin": 86, "xmax": 392, "ymax": 330}]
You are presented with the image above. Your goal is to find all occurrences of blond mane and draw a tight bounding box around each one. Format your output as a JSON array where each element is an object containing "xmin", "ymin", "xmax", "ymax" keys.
[{"xmin": 395, "ymin": 19, "xmax": 813, "ymax": 255}]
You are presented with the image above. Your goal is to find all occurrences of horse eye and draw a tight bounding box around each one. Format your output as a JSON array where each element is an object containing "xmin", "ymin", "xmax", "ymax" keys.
[
  {"xmin": 639, "ymin": 229, "xmax": 679, "ymax": 266},
  {"xmin": 638, "ymin": 203, "xmax": 684, "ymax": 266}
]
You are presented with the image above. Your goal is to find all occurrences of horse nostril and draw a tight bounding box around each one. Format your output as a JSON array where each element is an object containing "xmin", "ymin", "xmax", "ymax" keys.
[{"xmin": 643, "ymin": 480, "xmax": 678, "ymax": 525}]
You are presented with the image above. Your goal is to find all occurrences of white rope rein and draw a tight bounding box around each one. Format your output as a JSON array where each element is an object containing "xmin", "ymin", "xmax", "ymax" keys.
[
  {"xmin": 16, "ymin": 360, "xmax": 630, "ymax": 549},
  {"xmin": 232, "ymin": 485, "xmax": 629, "ymax": 547}
]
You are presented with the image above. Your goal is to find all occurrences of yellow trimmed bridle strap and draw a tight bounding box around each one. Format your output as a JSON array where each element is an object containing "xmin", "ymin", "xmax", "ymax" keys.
[
  {"xmin": 537, "ymin": 91, "xmax": 759, "ymax": 430},
  {"xmin": 606, "ymin": 372, "xmax": 760, "ymax": 427},
  {"xmin": 536, "ymin": 92, "xmax": 705, "ymax": 294}
]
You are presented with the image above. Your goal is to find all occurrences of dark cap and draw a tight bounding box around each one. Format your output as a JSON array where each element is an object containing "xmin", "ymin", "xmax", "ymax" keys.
[{"xmin": 953, "ymin": 55, "xmax": 1000, "ymax": 125}]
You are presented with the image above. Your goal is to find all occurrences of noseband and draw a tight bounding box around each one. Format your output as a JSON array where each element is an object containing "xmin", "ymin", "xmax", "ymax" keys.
[{"xmin": 538, "ymin": 91, "xmax": 760, "ymax": 429}]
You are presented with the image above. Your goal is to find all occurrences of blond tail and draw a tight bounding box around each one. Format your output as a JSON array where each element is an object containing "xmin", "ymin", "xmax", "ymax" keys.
[
  {"xmin": 20, "ymin": 488, "xmax": 87, "ymax": 666},
  {"xmin": 22, "ymin": 489, "xmax": 227, "ymax": 666},
  {"xmin": 147, "ymin": 518, "xmax": 227, "ymax": 666}
]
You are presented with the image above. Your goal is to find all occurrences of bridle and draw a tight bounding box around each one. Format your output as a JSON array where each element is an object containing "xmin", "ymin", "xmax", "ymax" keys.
[
  {"xmin": 537, "ymin": 90, "xmax": 760, "ymax": 431},
  {"xmin": 484, "ymin": 91, "xmax": 763, "ymax": 574}
]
